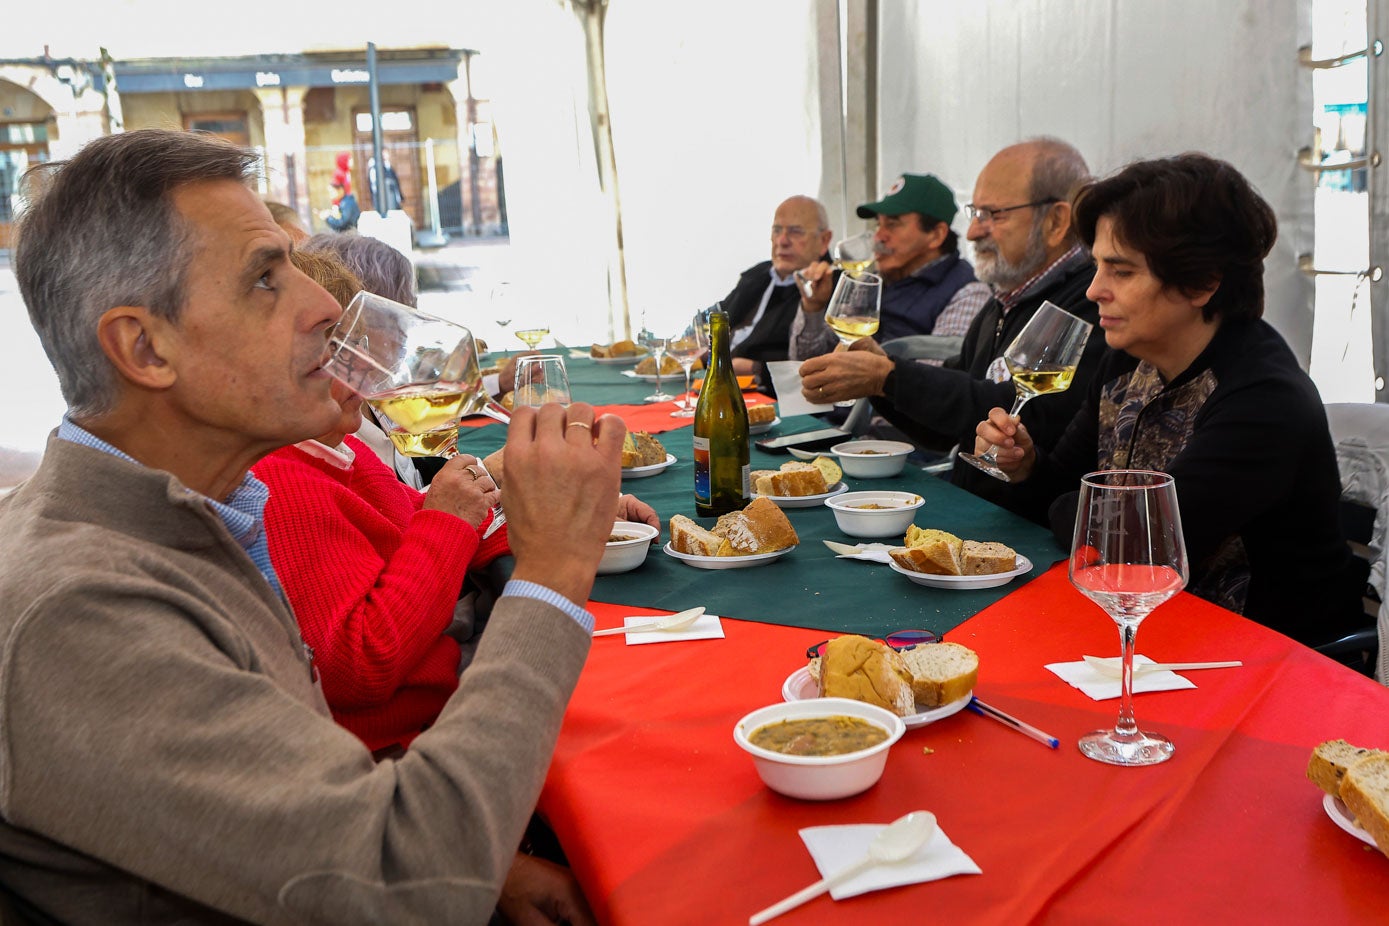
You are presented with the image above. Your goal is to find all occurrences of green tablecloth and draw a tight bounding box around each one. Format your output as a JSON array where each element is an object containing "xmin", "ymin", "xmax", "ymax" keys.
[{"xmin": 457, "ymin": 360, "xmax": 1061, "ymax": 637}]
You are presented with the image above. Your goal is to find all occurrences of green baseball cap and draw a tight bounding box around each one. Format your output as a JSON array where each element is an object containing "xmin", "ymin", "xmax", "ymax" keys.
[{"xmin": 856, "ymin": 173, "xmax": 958, "ymax": 224}]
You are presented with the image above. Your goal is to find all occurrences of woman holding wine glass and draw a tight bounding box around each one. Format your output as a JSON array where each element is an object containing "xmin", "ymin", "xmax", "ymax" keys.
[{"xmin": 971, "ymin": 153, "xmax": 1369, "ymax": 648}]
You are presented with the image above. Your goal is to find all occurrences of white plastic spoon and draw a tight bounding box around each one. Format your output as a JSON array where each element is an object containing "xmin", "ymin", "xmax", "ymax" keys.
[
  {"xmin": 748, "ymin": 811, "xmax": 936, "ymax": 925},
  {"xmin": 591, "ymin": 607, "xmax": 706, "ymax": 637},
  {"xmin": 1082, "ymin": 655, "xmax": 1243, "ymax": 677}
]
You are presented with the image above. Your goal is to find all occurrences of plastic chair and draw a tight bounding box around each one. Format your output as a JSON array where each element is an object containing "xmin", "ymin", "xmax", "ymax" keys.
[
  {"xmin": 1319, "ymin": 402, "xmax": 1389, "ymax": 683},
  {"xmin": 841, "ymin": 335, "xmax": 964, "ymax": 439}
]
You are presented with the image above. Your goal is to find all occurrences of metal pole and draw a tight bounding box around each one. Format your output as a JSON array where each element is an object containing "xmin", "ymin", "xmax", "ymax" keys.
[{"xmin": 367, "ymin": 42, "xmax": 386, "ymax": 217}]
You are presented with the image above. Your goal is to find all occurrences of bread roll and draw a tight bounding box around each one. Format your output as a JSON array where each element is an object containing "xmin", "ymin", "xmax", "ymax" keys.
[
  {"xmin": 961, "ymin": 540, "xmax": 1017, "ymax": 576},
  {"xmin": 747, "ymin": 404, "xmax": 777, "ymax": 424},
  {"xmin": 890, "ymin": 539, "xmax": 962, "ymax": 576},
  {"xmin": 621, "ymin": 431, "xmax": 667, "ymax": 468},
  {"xmin": 899, "ymin": 641, "xmax": 979, "ymax": 707},
  {"xmin": 712, "ymin": 497, "xmax": 798, "ymax": 555},
  {"xmin": 1308, "ymin": 739, "xmax": 1388, "ymax": 798},
  {"xmin": 669, "ymin": 515, "xmax": 722, "ymax": 556},
  {"xmin": 765, "ymin": 464, "xmax": 827, "ymax": 497},
  {"xmin": 1340, "ymin": 752, "xmax": 1389, "ymax": 859},
  {"xmin": 819, "ymin": 635, "xmax": 916, "ymax": 717}
]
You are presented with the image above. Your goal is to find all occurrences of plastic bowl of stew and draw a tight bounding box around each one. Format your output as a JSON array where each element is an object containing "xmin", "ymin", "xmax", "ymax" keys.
[
  {"xmin": 732, "ymin": 698, "xmax": 906, "ymax": 800},
  {"xmin": 825, "ymin": 490, "xmax": 924, "ymax": 538},
  {"xmin": 598, "ymin": 521, "xmax": 660, "ymax": 574},
  {"xmin": 830, "ymin": 440, "xmax": 914, "ymax": 478}
]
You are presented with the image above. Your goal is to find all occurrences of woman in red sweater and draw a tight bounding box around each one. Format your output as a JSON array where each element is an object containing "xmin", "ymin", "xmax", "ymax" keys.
[{"xmin": 255, "ymin": 376, "xmax": 507, "ymax": 755}]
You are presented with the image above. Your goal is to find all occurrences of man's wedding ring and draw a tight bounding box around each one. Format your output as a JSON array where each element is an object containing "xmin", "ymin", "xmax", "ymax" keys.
[
  {"xmin": 567, "ymin": 421, "xmax": 593, "ymax": 431},
  {"xmin": 464, "ymin": 466, "xmax": 481, "ymax": 480}
]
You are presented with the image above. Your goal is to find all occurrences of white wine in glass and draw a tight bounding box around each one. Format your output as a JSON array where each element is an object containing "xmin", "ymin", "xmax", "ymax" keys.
[
  {"xmin": 323, "ymin": 291, "xmax": 501, "ymax": 459},
  {"xmin": 824, "ymin": 271, "xmax": 882, "ymax": 348},
  {"xmin": 958, "ymin": 300, "xmax": 1093, "ymax": 481},
  {"xmin": 795, "ymin": 232, "xmax": 878, "ymax": 298},
  {"xmin": 1069, "ymin": 470, "xmax": 1188, "ymax": 766},
  {"xmin": 514, "ymin": 326, "xmax": 550, "ymax": 350}
]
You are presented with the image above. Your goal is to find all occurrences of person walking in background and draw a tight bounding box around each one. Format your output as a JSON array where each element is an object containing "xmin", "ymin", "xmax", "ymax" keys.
[{"xmin": 321, "ymin": 176, "xmax": 359, "ymax": 233}]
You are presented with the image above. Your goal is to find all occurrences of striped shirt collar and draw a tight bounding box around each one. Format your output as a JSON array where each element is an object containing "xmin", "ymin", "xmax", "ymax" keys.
[{"xmin": 996, "ymin": 244, "xmax": 1087, "ymax": 312}]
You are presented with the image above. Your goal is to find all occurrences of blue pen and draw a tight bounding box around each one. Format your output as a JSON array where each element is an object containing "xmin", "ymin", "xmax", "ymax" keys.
[{"xmin": 967, "ymin": 697, "xmax": 1060, "ymax": 749}]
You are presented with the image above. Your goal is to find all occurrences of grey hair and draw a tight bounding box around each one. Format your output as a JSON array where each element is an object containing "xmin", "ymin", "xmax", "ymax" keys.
[
  {"xmin": 1024, "ymin": 136, "xmax": 1091, "ymax": 248},
  {"xmin": 14, "ymin": 129, "xmax": 259, "ymax": 417},
  {"xmin": 301, "ymin": 233, "xmax": 417, "ymax": 307}
]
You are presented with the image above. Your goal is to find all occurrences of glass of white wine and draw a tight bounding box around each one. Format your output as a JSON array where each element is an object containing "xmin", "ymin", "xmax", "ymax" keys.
[
  {"xmin": 666, "ymin": 311, "xmax": 710, "ymax": 418},
  {"xmin": 514, "ymin": 324, "xmax": 551, "ymax": 351},
  {"xmin": 795, "ymin": 231, "xmax": 878, "ymax": 298},
  {"xmin": 823, "ymin": 270, "xmax": 883, "ymax": 348},
  {"xmin": 322, "ymin": 291, "xmax": 506, "ymax": 460},
  {"xmin": 958, "ymin": 300, "xmax": 1093, "ymax": 481}
]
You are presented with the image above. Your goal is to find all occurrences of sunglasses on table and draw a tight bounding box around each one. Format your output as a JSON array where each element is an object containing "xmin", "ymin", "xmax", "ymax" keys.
[{"xmin": 805, "ymin": 629, "xmax": 939, "ymax": 660}]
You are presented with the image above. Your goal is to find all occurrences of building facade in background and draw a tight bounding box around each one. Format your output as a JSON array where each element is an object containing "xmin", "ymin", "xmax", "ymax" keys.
[{"xmin": 0, "ymin": 46, "xmax": 507, "ymax": 248}]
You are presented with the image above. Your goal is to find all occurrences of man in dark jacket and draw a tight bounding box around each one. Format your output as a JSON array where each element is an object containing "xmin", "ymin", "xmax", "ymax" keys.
[
  {"xmin": 720, "ymin": 195, "xmax": 832, "ymax": 390},
  {"xmin": 799, "ymin": 137, "xmax": 1107, "ymax": 515}
]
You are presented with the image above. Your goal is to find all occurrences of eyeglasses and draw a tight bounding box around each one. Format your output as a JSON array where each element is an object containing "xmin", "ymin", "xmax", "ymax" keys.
[
  {"xmin": 770, "ymin": 225, "xmax": 820, "ymax": 240},
  {"xmin": 963, "ymin": 198, "xmax": 1059, "ymax": 225},
  {"xmin": 805, "ymin": 629, "xmax": 939, "ymax": 660}
]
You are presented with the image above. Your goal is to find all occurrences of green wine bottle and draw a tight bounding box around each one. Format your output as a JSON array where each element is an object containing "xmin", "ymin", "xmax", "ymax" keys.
[{"xmin": 693, "ymin": 308, "xmax": 750, "ymax": 517}]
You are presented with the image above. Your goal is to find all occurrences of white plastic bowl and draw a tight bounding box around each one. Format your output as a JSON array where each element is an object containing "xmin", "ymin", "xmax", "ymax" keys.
[
  {"xmin": 830, "ymin": 440, "xmax": 914, "ymax": 478},
  {"xmin": 824, "ymin": 490, "xmax": 924, "ymax": 538},
  {"xmin": 732, "ymin": 698, "xmax": 906, "ymax": 800},
  {"xmin": 597, "ymin": 520, "xmax": 659, "ymax": 574}
]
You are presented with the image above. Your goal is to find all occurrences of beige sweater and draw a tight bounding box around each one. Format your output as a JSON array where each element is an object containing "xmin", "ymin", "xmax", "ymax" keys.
[{"xmin": 0, "ymin": 436, "xmax": 590, "ymax": 924}]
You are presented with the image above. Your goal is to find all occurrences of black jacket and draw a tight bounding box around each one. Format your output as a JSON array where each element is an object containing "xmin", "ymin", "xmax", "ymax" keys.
[{"xmin": 872, "ymin": 257, "xmax": 1103, "ymax": 512}]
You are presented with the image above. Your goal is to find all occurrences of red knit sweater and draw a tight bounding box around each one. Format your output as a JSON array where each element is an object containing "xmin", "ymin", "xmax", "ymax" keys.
[{"xmin": 254, "ymin": 436, "xmax": 510, "ymax": 752}]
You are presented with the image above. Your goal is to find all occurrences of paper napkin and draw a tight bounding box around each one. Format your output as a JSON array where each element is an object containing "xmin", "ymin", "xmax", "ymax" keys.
[
  {"xmin": 799, "ymin": 821, "xmax": 981, "ymax": 900},
  {"xmin": 622, "ymin": 613, "xmax": 724, "ymax": 645},
  {"xmin": 1045, "ymin": 655, "xmax": 1198, "ymax": 700},
  {"xmin": 765, "ymin": 361, "xmax": 836, "ymax": 416},
  {"xmin": 822, "ymin": 540, "xmax": 895, "ymax": 564}
]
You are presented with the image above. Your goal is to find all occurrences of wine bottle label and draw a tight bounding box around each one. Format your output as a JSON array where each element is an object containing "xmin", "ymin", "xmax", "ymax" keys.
[{"xmin": 692, "ymin": 435, "xmax": 711, "ymax": 505}]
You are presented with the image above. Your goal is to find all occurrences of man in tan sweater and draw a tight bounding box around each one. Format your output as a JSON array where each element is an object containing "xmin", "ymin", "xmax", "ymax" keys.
[{"xmin": 0, "ymin": 129, "xmax": 614, "ymax": 924}]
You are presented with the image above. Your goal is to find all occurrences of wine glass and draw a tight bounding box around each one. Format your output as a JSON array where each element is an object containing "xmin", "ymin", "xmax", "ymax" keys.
[
  {"xmin": 1069, "ymin": 470, "xmax": 1189, "ymax": 766},
  {"xmin": 489, "ymin": 283, "xmax": 513, "ymax": 357},
  {"xmin": 958, "ymin": 300, "xmax": 1093, "ymax": 481},
  {"xmin": 795, "ymin": 232, "xmax": 878, "ymax": 298},
  {"xmin": 637, "ymin": 315, "xmax": 673, "ymax": 403},
  {"xmin": 666, "ymin": 312, "xmax": 710, "ymax": 418},
  {"xmin": 514, "ymin": 324, "xmax": 551, "ymax": 351},
  {"xmin": 512, "ymin": 354, "xmax": 572, "ymax": 407},
  {"xmin": 322, "ymin": 290, "xmax": 505, "ymax": 460},
  {"xmin": 822, "ymin": 272, "xmax": 883, "ymax": 407}
]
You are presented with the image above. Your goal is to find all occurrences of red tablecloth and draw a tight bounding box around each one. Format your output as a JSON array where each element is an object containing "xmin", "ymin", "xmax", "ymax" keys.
[
  {"xmin": 461, "ymin": 395, "xmax": 775, "ymax": 434},
  {"xmin": 541, "ymin": 566, "xmax": 1389, "ymax": 925}
]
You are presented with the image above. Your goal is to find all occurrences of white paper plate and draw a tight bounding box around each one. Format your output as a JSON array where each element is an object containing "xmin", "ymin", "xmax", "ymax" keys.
[
  {"xmin": 887, "ymin": 554, "xmax": 1033, "ymax": 590},
  {"xmin": 748, "ymin": 416, "xmax": 781, "ymax": 435},
  {"xmin": 621, "ymin": 453, "xmax": 676, "ymax": 479},
  {"xmin": 662, "ymin": 541, "xmax": 795, "ymax": 570},
  {"xmin": 591, "ymin": 353, "xmax": 649, "ymax": 365},
  {"xmin": 622, "ymin": 369, "xmax": 688, "ymax": 383},
  {"xmin": 758, "ymin": 482, "xmax": 848, "ymax": 509},
  {"xmin": 1324, "ymin": 793, "xmax": 1377, "ymax": 847},
  {"xmin": 781, "ymin": 666, "xmax": 972, "ymax": 729}
]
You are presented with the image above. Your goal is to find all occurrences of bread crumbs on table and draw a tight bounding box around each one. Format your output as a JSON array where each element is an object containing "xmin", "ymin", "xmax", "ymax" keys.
[{"xmin": 922, "ymin": 746, "xmax": 934, "ymax": 755}]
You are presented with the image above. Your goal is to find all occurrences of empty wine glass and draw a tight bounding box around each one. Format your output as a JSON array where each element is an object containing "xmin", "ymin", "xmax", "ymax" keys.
[
  {"xmin": 637, "ymin": 315, "xmax": 673, "ymax": 403},
  {"xmin": 489, "ymin": 283, "xmax": 513, "ymax": 357},
  {"xmin": 958, "ymin": 300, "xmax": 1093, "ymax": 481},
  {"xmin": 795, "ymin": 231, "xmax": 878, "ymax": 298},
  {"xmin": 512, "ymin": 354, "xmax": 572, "ymax": 407},
  {"xmin": 1069, "ymin": 470, "xmax": 1189, "ymax": 766},
  {"xmin": 666, "ymin": 312, "xmax": 710, "ymax": 418}
]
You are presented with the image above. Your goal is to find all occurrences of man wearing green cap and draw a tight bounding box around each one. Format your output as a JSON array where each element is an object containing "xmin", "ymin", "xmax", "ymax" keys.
[{"xmin": 790, "ymin": 172, "xmax": 991, "ymax": 360}]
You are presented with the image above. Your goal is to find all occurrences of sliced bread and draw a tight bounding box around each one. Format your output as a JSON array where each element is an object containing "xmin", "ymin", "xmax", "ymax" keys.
[
  {"xmin": 890, "ymin": 538, "xmax": 962, "ymax": 576},
  {"xmin": 765, "ymin": 464, "xmax": 827, "ymax": 497},
  {"xmin": 899, "ymin": 641, "xmax": 979, "ymax": 708},
  {"xmin": 669, "ymin": 515, "xmax": 722, "ymax": 556},
  {"xmin": 818, "ymin": 635, "xmax": 916, "ymax": 717},
  {"xmin": 961, "ymin": 540, "xmax": 1017, "ymax": 576},
  {"xmin": 1308, "ymin": 739, "xmax": 1388, "ymax": 798},
  {"xmin": 747, "ymin": 404, "xmax": 777, "ymax": 424},
  {"xmin": 1340, "ymin": 752, "xmax": 1389, "ymax": 859},
  {"xmin": 712, "ymin": 497, "xmax": 799, "ymax": 555}
]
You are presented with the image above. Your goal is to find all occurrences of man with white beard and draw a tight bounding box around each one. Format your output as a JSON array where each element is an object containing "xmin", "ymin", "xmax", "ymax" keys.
[{"xmin": 797, "ymin": 137, "xmax": 1106, "ymax": 515}]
